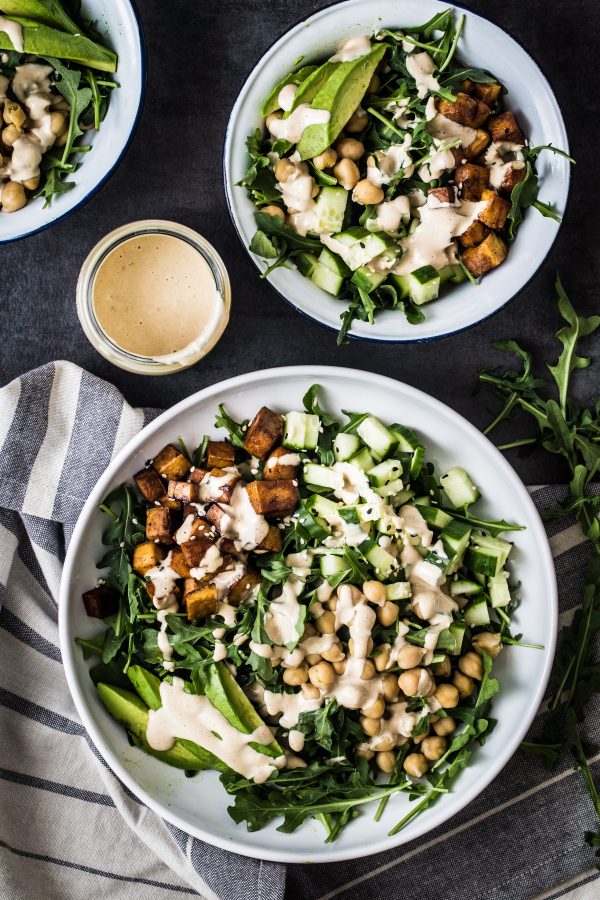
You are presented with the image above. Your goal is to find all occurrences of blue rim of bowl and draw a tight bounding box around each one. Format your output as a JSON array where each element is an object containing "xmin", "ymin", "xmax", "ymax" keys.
[
  {"xmin": 222, "ymin": 0, "xmax": 571, "ymax": 344},
  {"xmin": 0, "ymin": 0, "xmax": 147, "ymax": 246}
]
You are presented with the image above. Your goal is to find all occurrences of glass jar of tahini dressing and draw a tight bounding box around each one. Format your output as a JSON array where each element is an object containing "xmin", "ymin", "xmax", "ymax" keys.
[{"xmin": 76, "ymin": 221, "xmax": 231, "ymax": 375}]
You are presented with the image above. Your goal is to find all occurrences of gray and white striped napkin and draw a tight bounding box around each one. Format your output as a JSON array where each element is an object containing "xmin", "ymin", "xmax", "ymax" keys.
[{"xmin": 0, "ymin": 360, "xmax": 598, "ymax": 900}]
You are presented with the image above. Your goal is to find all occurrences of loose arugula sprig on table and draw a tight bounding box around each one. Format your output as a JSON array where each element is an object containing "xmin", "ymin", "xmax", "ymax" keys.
[{"xmin": 479, "ymin": 277, "xmax": 600, "ymax": 864}]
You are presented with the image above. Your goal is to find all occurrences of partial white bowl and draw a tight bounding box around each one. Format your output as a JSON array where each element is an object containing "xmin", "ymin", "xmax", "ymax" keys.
[
  {"xmin": 224, "ymin": 0, "xmax": 570, "ymax": 342},
  {"xmin": 0, "ymin": 0, "xmax": 144, "ymax": 243},
  {"xmin": 59, "ymin": 366, "xmax": 557, "ymax": 863}
]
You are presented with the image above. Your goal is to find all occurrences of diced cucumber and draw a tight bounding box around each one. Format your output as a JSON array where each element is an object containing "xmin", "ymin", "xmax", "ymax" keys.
[
  {"xmin": 440, "ymin": 519, "xmax": 472, "ymax": 574},
  {"xmin": 386, "ymin": 581, "xmax": 412, "ymax": 601},
  {"xmin": 320, "ymin": 554, "xmax": 347, "ymax": 577},
  {"xmin": 303, "ymin": 463, "xmax": 340, "ymax": 490},
  {"xmin": 297, "ymin": 502, "xmax": 330, "ymax": 540},
  {"xmin": 338, "ymin": 506, "xmax": 360, "ymax": 524},
  {"xmin": 356, "ymin": 502, "xmax": 382, "ymax": 523},
  {"xmin": 314, "ymin": 187, "xmax": 349, "ymax": 235},
  {"xmin": 391, "ymin": 424, "xmax": 425, "ymax": 478},
  {"xmin": 310, "ymin": 261, "xmax": 344, "ymax": 295},
  {"xmin": 440, "ymin": 466, "xmax": 480, "ymax": 509},
  {"xmin": 306, "ymin": 494, "xmax": 340, "ymax": 527},
  {"xmin": 465, "ymin": 544, "xmax": 504, "ymax": 577},
  {"xmin": 389, "ymin": 273, "xmax": 410, "ymax": 298},
  {"xmin": 333, "ymin": 227, "xmax": 394, "ymax": 271},
  {"xmin": 448, "ymin": 621, "xmax": 467, "ymax": 655},
  {"xmin": 463, "ymin": 596, "xmax": 490, "ymax": 626},
  {"xmin": 413, "ymin": 554, "xmax": 447, "ymax": 585},
  {"xmin": 406, "ymin": 265, "xmax": 440, "ymax": 305},
  {"xmin": 450, "ymin": 578, "xmax": 482, "ymax": 597},
  {"xmin": 415, "ymin": 505, "xmax": 452, "ymax": 530},
  {"xmin": 438, "ymin": 264, "xmax": 466, "ymax": 285},
  {"xmin": 360, "ymin": 539, "xmax": 397, "ymax": 578},
  {"xmin": 319, "ymin": 245, "xmax": 350, "ymax": 276},
  {"xmin": 368, "ymin": 459, "xmax": 403, "ymax": 486},
  {"xmin": 296, "ymin": 252, "xmax": 319, "ymax": 278},
  {"xmin": 374, "ymin": 478, "xmax": 404, "ymax": 497},
  {"xmin": 356, "ymin": 416, "xmax": 397, "ymax": 458},
  {"xmin": 376, "ymin": 513, "xmax": 400, "ymax": 536},
  {"xmin": 351, "ymin": 266, "xmax": 387, "ymax": 293},
  {"xmin": 283, "ymin": 411, "xmax": 320, "ymax": 450},
  {"xmin": 334, "ymin": 432, "xmax": 360, "ymax": 462},
  {"xmin": 472, "ymin": 533, "xmax": 512, "ymax": 565},
  {"xmin": 439, "ymin": 265, "xmax": 455, "ymax": 284},
  {"xmin": 393, "ymin": 487, "xmax": 416, "ymax": 505},
  {"xmin": 349, "ymin": 447, "xmax": 375, "ymax": 472},
  {"xmin": 488, "ymin": 571, "xmax": 511, "ymax": 608}
]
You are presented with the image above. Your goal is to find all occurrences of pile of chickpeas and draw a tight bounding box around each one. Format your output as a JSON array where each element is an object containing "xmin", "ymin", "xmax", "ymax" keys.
[{"xmin": 274, "ymin": 577, "xmax": 503, "ymax": 779}]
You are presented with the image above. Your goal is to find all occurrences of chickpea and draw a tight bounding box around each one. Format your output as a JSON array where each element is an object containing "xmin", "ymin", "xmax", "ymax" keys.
[
  {"xmin": 367, "ymin": 74, "xmax": 382, "ymax": 94},
  {"xmin": 305, "ymin": 653, "xmax": 322, "ymax": 666},
  {"xmin": 361, "ymin": 659, "xmax": 377, "ymax": 680},
  {"xmin": 361, "ymin": 696, "xmax": 385, "ymax": 719},
  {"xmin": 54, "ymin": 130, "xmax": 69, "ymax": 148},
  {"xmin": 434, "ymin": 683, "xmax": 460, "ymax": 709},
  {"xmin": 0, "ymin": 181, "xmax": 26, "ymax": 212},
  {"xmin": 332, "ymin": 659, "xmax": 347, "ymax": 675},
  {"xmin": 335, "ymin": 136, "xmax": 365, "ymax": 160},
  {"xmin": 302, "ymin": 623, "xmax": 317, "ymax": 640},
  {"xmin": 360, "ymin": 715, "xmax": 381, "ymax": 737},
  {"xmin": 377, "ymin": 601, "xmax": 399, "ymax": 626},
  {"xmin": 333, "ymin": 157, "xmax": 359, "ymax": 190},
  {"xmin": 397, "ymin": 644, "xmax": 424, "ymax": 670},
  {"xmin": 3, "ymin": 102, "xmax": 25, "ymax": 128},
  {"xmin": 283, "ymin": 664, "xmax": 308, "ymax": 686},
  {"xmin": 261, "ymin": 204, "xmax": 285, "ymax": 223},
  {"xmin": 301, "ymin": 683, "xmax": 320, "ymax": 700},
  {"xmin": 398, "ymin": 667, "xmax": 435, "ymax": 698},
  {"xmin": 431, "ymin": 655, "xmax": 452, "ymax": 677},
  {"xmin": 412, "ymin": 729, "xmax": 429, "ymax": 745},
  {"xmin": 374, "ymin": 644, "xmax": 391, "ymax": 672},
  {"xmin": 312, "ymin": 147, "xmax": 337, "ymax": 170},
  {"xmin": 433, "ymin": 715, "xmax": 456, "ymax": 737},
  {"xmin": 349, "ymin": 637, "xmax": 374, "ymax": 657},
  {"xmin": 22, "ymin": 175, "xmax": 40, "ymax": 191},
  {"xmin": 472, "ymin": 632, "xmax": 503, "ymax": 659},
  {"xmin": 315, "ymin": 610, "xmax": 336, "ymax": 634},
  {"xmin": 422, "ymin": 735, "xmax": 447, "ymax": 761},
  {"xmin": 2, "ymin": 124, "xmax": 20, "ymax": 148},
  {"xmin": 321, "ymin": 642, "xmax": 344, "ymax": 663},
  {"xmin": 353, "ymin": 179, "xmax": 385, "ymax": 206},
  {"xmin": 265, "ymin": 111, "xmax": 282, "ymax": 129},
  {"xmin": 363, "ymin": 580, "xmax": 386, "ymax": 605},
  {"xmin": 382, "ymin": 673, "xmax": 399, "ymax": 702},
  {"xmin": 325, "ymin": 595, "xmax": 337, "ymax": 612},
  {"xmin": 49, "ymin": 111, "xmax": 68, "ymax": 137},
  {"xmin": 346, "ymin": 108, "xmax": 369, "ymax": 132},
  {"xmin": 356, "ymin": 747, "xmax": 375, "ymax": 760},
  {"xmin": 453, "ymin": 671, "xmax": 475, "ymax": 698},
  {"xmin": 372, "ymin": 733, "xmax": 395, "ymax": 752},
  {"xmin": 308, "ymin": 660, "xmax": 335, "ymax": 690},
  {"xmin": 275, "ymin": 157, "xmax": 296, "ymax": 183},
  {"xmin": 376, "ymin": 750, "xmax": 396, "ymax": 774},
  {"xmin": 459, "ymin": 651, "xmax": 484, "ymax": 681},
  {"xmin": 403, "ymin": 752, "xmax": 428, "ymax": 778}
]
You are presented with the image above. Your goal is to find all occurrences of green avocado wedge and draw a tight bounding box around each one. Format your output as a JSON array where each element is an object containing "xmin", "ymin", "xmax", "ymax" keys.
[
  {"xmin": 0, "ymin": 0, "xmax": 81, "ymax": 34},
  {"xmin": 284, "ymin": 60, "xmax": 338, "ymax": 116},
  {"xmin": 296, "ymin": 43, "xmax": 387, "ymax": 160},
  {"xmin": 96, "ymin": 683, "xmax": 212, "ymax": 772},
  {"xmin": 261, "ymin": 64, "xmax": 317, "ymax": 117},
  {"xmin": 0, "ymin": 16, "xmax": 117, "ymax": 72}
]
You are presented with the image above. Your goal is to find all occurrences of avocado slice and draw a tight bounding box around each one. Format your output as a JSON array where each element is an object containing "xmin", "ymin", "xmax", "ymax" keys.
[
  {"xmin": 0, "ymin": 1, "xmax": 81, "ymax": 35},
  {"xmin": 96, "ymin": 683, "xmax": 211, "ymax": 772},
  {"xmin": 0, "ymin": 16, "xmax": 117, "ymax": 72},
  {"xmin": 296, "ymin": 43, "xmax": 387, "ymax": 160},
  {"xmin": 261, "ymin": 64, "xmax": 317, "ymax": 117},
  {"xmin": 284, "ymin": 60, "xmax": 338, "ymax": 116}
]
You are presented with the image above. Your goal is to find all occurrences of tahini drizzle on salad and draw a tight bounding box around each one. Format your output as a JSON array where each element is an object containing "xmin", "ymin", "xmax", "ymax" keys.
[{"xmin": 78, "ymin": 387, "xmax": 534, "ymax": 840}]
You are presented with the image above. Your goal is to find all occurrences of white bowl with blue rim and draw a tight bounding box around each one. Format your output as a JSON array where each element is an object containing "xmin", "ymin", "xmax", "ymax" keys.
[
  {"xmin": 0, "ymin": 0, "xmax": 144, "ymax": 243},
  {"xmin": 224, "ymin": 0, "xmax": 570, "ymax": 342}
]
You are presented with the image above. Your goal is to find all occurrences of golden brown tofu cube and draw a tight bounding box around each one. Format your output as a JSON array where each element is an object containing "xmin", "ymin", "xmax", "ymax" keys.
[
  {"xmin": 181, "ymin": 535, "xmax": 215, "ymax": 568},
  {"xmin": 478, "ymin": 189, "xmax": 511, "ymax": 230},
  {"xmin": 459, "ymin": 78, "xmax": 475, "ymax": 94},
  {"xmin": 437, "ymin": 92, "xmax": 478, "ymax": 126},
  {"xmin": 461, "ymin": 232, "xmax": 508, "ymax": 279},
  {"xmin": 146, "ymin": 506, "xmax": 173, "ymax": 543},
  {"xmin": 158, "ymin": 495, "xmax": 181, "ymax": 511},
  {"xmin": 206, "ymin": 441, "xmax": 236, "ymax": 469},
  {"xmin": 245, "ymin": 480, "xmax": 299, "ymax": 518},
  {"xmin": 82, "ymin": 585, "xmax": 119, "ymax": 619},
  {"xmin": 204, "ymin": 503, "xmax": 228, "ymax": 532},
  {"xmin": 243, "ymin": 406, "xmax": 284, "ymax": 459},
  {"xmin": 228, "ymin": 567, "xmax": 262, "ymax": 606},
  {"xmin": 473, "ymin": 82, "xmax": 502, "ymax": 105},
  {"xmin": 168, "ymin": 480, "xmax": 199, "ymax": 503},
  {"xmin": 464, "ymin": 129, "xmax": 491, "ymax": 161},
  {"xmin": 455, "ymin": 163, "xmax": 490, "ymax": 201},
  {"xmin": 170, "ymin": 547, "xmax": 191, "ymax": 578},
  {"xmin": 147, "ymin": 581, "xmax": 181, "ymax": 605},
  {"xmin": 256, "ymin": 524, "xmax": 283, "ymax": 554},
  {"xmin": 488, "ymin": 110, "xmax": 524, "ymax": 144},
  {"xmin": 471, "ymin": 100, "xmax": 491, "ymax": 128},
  {"xmin": 263, "ymin": 446, "xmax": 301, "ymax": 481},
  {"xmin": 189, "ymin": 468, "xmax": 209, "ymax": 484},
  {"xmin": 459, "ymin": 219, "xmax": 488, "ymax": 248},
  {"xmin": 205, "ymin": 468, "xmax": 240, "ymax": 503},
  {"xmin": 184, "ymin": 583, "xmax": 218, "ymax": 620},
  {"xmin": 428, "ymin": 186, "xmax": 457, "ymax": 206},
  {"xmin": 134, "ymin": 468, "xmax": 165, "ymax": 502},
  {"xmin": 152, "ymin": 444, "xmax": 192, "ymax": 481},
  {"xmin": 498, "ymin": 164, "xmax": 526, "ymax": 196},
  {"xmin": 133, "ymin": 542, "xmax": 164, "ymax": 576}
]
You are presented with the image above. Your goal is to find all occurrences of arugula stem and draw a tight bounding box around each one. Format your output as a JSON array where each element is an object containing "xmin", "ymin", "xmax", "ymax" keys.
[
  {"xmin": 366, "ymin": 106, "xmax": 406, "ymax": 138},
  {"xmin": 439, "ymin": 14, "xmax": 465, "ymax": 72}
]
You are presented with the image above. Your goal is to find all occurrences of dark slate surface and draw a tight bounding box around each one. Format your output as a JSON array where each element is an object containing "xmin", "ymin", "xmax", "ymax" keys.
[{"xmin": 1, "ymin": 0, "xmax": 598, "ymax": 483}]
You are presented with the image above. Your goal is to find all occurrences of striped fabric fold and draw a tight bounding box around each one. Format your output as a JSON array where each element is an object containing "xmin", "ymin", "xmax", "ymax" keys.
[{"xmin": 0, "ymin": 361, "xmax": 597, "ymax": 900}]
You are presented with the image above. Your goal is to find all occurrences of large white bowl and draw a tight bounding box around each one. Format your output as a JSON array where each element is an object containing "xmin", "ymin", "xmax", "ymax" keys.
[
  {"xmin": 0, "ymin": 0, "xmax": 144, "ymax": 243},
  {"xmin": 224, "ymin": 0, "xmax": 570, "ymax": 342},
  {"xmin": 59, "ymin": 367, "xmax": 557, "ymax": 863}
]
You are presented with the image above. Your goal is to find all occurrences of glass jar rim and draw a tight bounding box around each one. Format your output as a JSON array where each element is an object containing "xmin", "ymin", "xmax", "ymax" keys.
[{"xmin": 76, "ymin": 220, "xmax": 231, "ymax": 376}]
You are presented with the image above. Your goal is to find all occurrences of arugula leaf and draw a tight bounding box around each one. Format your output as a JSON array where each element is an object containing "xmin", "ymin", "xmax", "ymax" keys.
[
  {"xmin": 249, "ymin": 229, "xmax": 279, "ymax": 259},
  {"xmin": 214, "ymin": 405, "xmax": 248, "ymax": 449},
  {"xmin": 547, "ymin": 277, "xmax": 600, "ymax": 415},
  {"xmin": 45, "ymin": 57, "xmax": 92, "ymax": 164},
  {"xmin": 297, "ymin": 698, "xmax": 338, "ymax": 752},
  {"xmin": 254, "ymin": 211, "xmax": 321, "ymax": 252}
]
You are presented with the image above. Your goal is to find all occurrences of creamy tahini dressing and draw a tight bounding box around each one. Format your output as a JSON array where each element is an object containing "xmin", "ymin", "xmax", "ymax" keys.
[
  {"xmin": 428, "ymin": 113, "xmax": 477, "ymax": 148},
  {"xmin": 418, "ymin": 146, "xmax": 457, "ymax": 183},
  {"xmin": 367, "ymin": 195, "xmax": 410, "ymax": 233},
  {"xmin": 218, "ymin": 483, "xmax": 270, "ymax": 551},
  {"xmin": 146, "ymin": 678, "xmax": 285, "ymax": 783},
  {"xmin": 1, "ymin": 64, "xmax": 56, "ymax": 185},
  {"xmin": 330, "ymin": 34, "xmax": 372, "ymax": 63},
  {"xmin": 268, "ymin": 104, "xmax": 330, "ymax": 144},
  {"xmin": 405, "ymin": 52, "xmax": 440, "ymax": 99},
  {"xmin": 367, "ymin": 137, "xmax": 414, "ymax": 186},
  {"xmin": 485, "ymin": 141, "xmax": 525, "ymax": 189},
  {"xmin": 278, "ymin": 83, "xmax": 297, "ymax": 112},
  {"xmin": 146, "ymin": 552, "xmax": 180, "ymax": 609},
  {"xmin": 0, "ymin": 16, "xmax": 23, "ymax": 52},
  {"xmin": 92, "ymin": 234, "xmax": 225, "ymax": 360},
  {"xmin": 266, "ymin": 452, "xmax": 301, "ymax": 468},
  {"xmin": 392, "ymin": 199, "xmax": 482, "ymax": 274},
  {"xmin": 264, "ymin": 551, "xmax": 311, "ymax": 647}
]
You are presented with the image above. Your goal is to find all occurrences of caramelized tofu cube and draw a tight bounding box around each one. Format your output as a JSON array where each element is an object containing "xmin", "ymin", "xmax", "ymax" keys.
[
  {"xmin": 204, "ymin": 468, "xmax": 240, "ymax": 503},
  {"xmin": 243, "ymin": 406, "xmax": 284, "ymax": 459},
  {"xmin": 459, "ymin": 219, "xmax": 488, "ymax": 248},
  {"xmin": 181, "ymin": 535, "xmax": 215, "ymax": 568},
  {"xmin": 228, "ymin": 567, "xmax": 262, "ymax": 606},
  {"xmin": 146, "ymin": 506, "xmax": 173, "ymax": 543},
  {"xmin": 488, "ymin": 111, "xmax": 524, "ymax": 145},
  {"xmin": 428, "ymin": 186, "xmax": 458, "ymax": 206},
  {"xmin": 459, "ymin": 78, "xmax": 475, "ymax": 94},
  {"xmin": 134, "ymin": 467, "xmax": 165, "ymax": 502},
  {"xmin": 170, "ymin": 547, "xmax": 191, "ymax": 578},
  {"xmin": 168, "ymin": 480, "xmax": 199, "ymax": 503},
  {"xmin": 152, "ymin": 444, "xmax": 191, "ymax": 481},
  {"xmin": 147, "ymin": 581, "xmax": 181, "ymax": 604},
  {"xmin": 204, "ymin": 503, "xmax": 228, "ymax": 532},
  {"xmin": 461, "ymin": 232, "xmax": 508, "ymax": 278},
  {"xmin": 478, "ymin": 188, "xmax": 511, "ymax": 230},
  {"xmin": 206, "ymin": 440, "xmax": 236, "ymax": 469},
  {"xmin": 189, "ymin": 468, "xmax": 209, "ymax": 484},
  {"xmin": 256, "ymin": 524, "xmax": 283, "ymax": 554},
  {"xmin": 132, "ymin": 542, "xmax": 164, "ymax": 576},
  {"xmin": 455, "ymin": 163, "xmax": 490, "ymax": 201},
  {"xmin": 184, "ymin": 582, "xmax": 218, "ymax": 620},
  {"xmin": 245, "ymin": 480, "xmax": 299, "ymax": 518},
  {"xmin": 473, "ymin": 81, "xmax": 502, "ymax": 105},
  {"xmin": 499, "ymin": 164, "xmax": 526, "ymax": 196},
  {"xmin": 464, "ymin": 129, "xmax": 491, "ymax": 161},
  {"xmin": 471, "ymin": 99, "xmax": 492, "ymax": 128},
  {"xmin": 82, "ymin": 585, "xmax": 119, "ymax": 619},
  {"xmin": 158, "ymin": 495, "xmax": 181, "ymax": 511},
  {"xmin": 263, "ymin": 446, "xmax": 301, "ymax": 481},
  {"xmin": 437, "ymin": 92, "xmax": 478, "ymax": 126}
]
